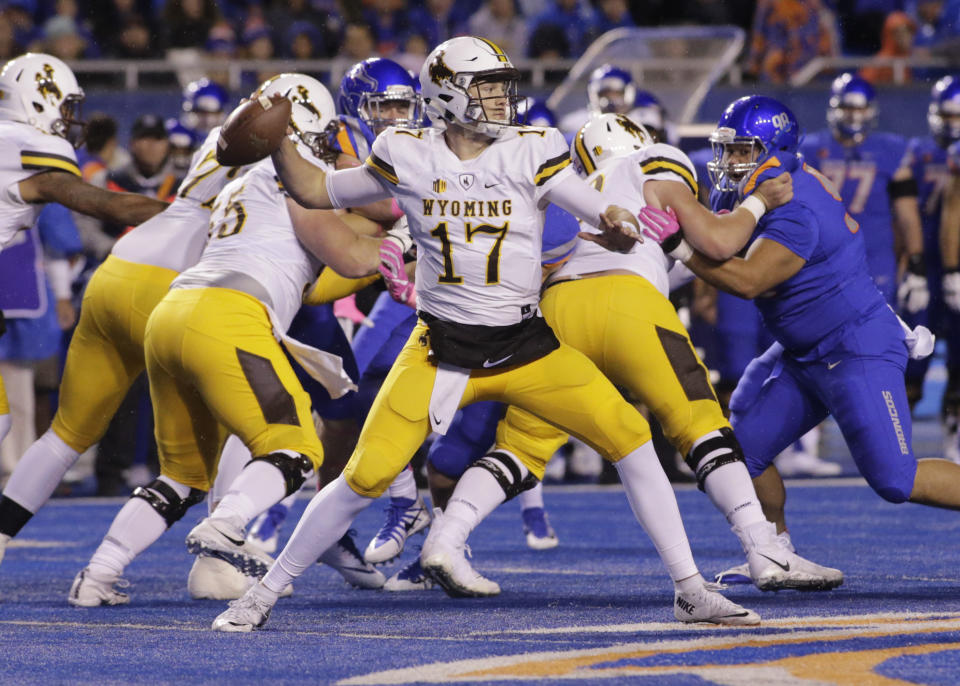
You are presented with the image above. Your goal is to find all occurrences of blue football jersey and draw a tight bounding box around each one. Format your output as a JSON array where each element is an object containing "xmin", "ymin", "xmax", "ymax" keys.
[
  {"xmin": 903, "ymin": 135, "xmax": 950, "ymax": 278},
  {"xmin": 799, "ymin": 130, "xmax": 909, "ymax": 298},
  {"xmin": 717, "ymin": 162, "xmax": 888, "ymax": 359}
]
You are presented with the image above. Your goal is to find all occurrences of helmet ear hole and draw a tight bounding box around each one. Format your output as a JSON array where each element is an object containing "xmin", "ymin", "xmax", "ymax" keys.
[{"xmin": 33, "ymin": 102, "xmax": 43, "ymax": 113}]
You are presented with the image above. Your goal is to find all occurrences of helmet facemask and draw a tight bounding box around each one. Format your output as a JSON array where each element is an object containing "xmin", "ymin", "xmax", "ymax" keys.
[
  {"xmin": 457, "ymin": 68, "xmax": 522, "ymax": 137},
  {"xmin": 930, "ymin": 100, "xmax": 960, "ymax": 147},
  {"xmin": 707, "ymin": 127, "xmax": 765, "ymax": 192},
  {"xmin": 53, "ymin": 93, "xmax": 86, "ymax": 148},
  {"xmin": 359, "ymin": 86, "xmax": 423, "ymax": 135}
]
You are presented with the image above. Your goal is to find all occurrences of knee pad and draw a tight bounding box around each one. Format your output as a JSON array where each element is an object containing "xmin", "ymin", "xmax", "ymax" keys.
[
  {"xmin": 684, "ymin": 427, "xmax": 746, "ymax": 492},
  {"xmin": 249, "ymin": 452, "xmax": 314, "ymax": 497},
  {"xmin": 473, "ymin": 450, "xmax": 538, "ymax": 501},
  {"xmin": 132, "ymin": 479, "xmax": 206, "ymax": 528}
]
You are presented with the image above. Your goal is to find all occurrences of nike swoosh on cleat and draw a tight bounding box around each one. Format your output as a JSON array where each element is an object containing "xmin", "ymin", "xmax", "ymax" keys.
[{"xmin": 758, "ymin": 553, "xmax": 790, "ymax": 572}]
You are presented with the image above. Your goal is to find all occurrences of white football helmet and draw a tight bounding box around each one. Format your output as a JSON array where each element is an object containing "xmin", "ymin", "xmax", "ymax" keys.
[
  {"xmin": 420, "ymin": 36, "xmax": 522, "ymax": 138},
  {"xmin": 0, "ymin": 53, "xmax": 85, "ymax": 145},
  {"xmin": 571, "ymin": 113, "xmax": 654, "ymax": 175},
  {"xmin": 257, "ymin": 73, "xmax": 336, "ymax": 160}
]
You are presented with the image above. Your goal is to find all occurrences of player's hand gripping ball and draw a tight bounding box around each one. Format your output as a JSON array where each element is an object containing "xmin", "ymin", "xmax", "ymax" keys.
[{"xmin": 216, "ymin": 94, "xmax": 292, "ymax": 166}]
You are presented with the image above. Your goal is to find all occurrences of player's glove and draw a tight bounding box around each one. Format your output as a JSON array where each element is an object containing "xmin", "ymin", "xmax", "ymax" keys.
[
  {"xmin": 897, "ymin": 254, "xmax": 930, "ymax": 315},
  {"xmin": 944, "ymin": 269, "xmax": 960, "ymax": 313},
  {"xmin": 379, "ymin": 216, "xmax": 416, "ymax": 308},
  {"xmin": 333, "ymin": 294, "xmax": 373, "ymax": 337},
  {"xmin": 636, "ymin": 206, "xmax": 693, "ymax": 262}
]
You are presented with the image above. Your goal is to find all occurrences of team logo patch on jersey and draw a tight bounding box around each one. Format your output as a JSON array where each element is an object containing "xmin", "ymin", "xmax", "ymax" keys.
[
  {"xmin": 433, "ymin": 178, "xmax": 447, "ymax": 193},
  {"xmin": 458, "ymin": 173, "xmax": 475, "ymax": 191}
]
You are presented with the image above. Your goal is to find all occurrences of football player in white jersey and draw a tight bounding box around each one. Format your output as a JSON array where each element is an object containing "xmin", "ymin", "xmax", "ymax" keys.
[
  {"xmin": 0, "ymin": 52, "xmax": 167, "ymax": 557},
  {"xmin": 212, "ymin": 37, "xmax": 785, "ymax": 632},
  {"xmin": 66, "ymin": 74, "xmax": 403, "ymax": 607},
  {"xmin": 436, "ymin": 113, "xmax": 842, "ymax": 595}
]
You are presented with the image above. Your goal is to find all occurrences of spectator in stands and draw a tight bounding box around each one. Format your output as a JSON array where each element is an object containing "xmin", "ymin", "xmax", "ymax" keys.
[
  {"xmin": 87, "ymin": 0, "xmax": 155, "ymax": 57},
  {"xmin": 0, "ymin": 11, "xmax": 22, "ymax": 60},
  {"xmin": 468, "ymin": 0, "xmax": 528, "ymax": 58},
  {"xmin": 112, "ymin": 14, "xmax": 154, "ymax": 58},
  {"xmin": 527, "ymin": 20, "xmax": 570, "ymax": 57},
  {"xmin": 394, "ymin": 31, "xmax": 430, "ymax": 73},
  {"xmin": 586, "ymin": 0, "xmax": 634, "ymax": 43},
  {"xmin": 266, "ymin": 0, "xmax": 342, "ymax": 58},
  {"xmin": 340, "ymin": 21, "xmax": 377, "ymax": 60},
  {"xmin": 242, "ymin": 24, "xmax": 274, "ymax": 60},
  {"xmin": 528, "ymin": 0, "xmax": 592, "ymax": 57},
  {"xmin": 205, "ymin": 20, "xmax": 236, "ymax": 59},
  {"xmin": 746, "ymin": 0, "xmax": 838, "ymax": 84},
  {"xmin": 2, "ymin": 2, "xmax": 36, "ymax": 53},
  {"xmin": 287, "ymin": 20, "xmax": 326, "ymax": 59},
  {"xmin": 860, "ymin": 11, "xmax": 918, "ymax": 83},
  {"xmin": 74, "ymin": 114, "xmax": 120, "ymax": 261},
  {"xmin": 407, "ymin": 0, "xmax": 467, "ymax": 47},
  {"xmin": 42, "ymin": 15, "xmax": 96, "ymax": 60},
  {"xmin": 106, "ymin": 115, "xmax": 180, "ymax": 227},
  {"xmin": 364, "ymin": 0, "xmax": 411, "ymax": 55},
  {"xmin": 162, "ymin": 0, "xmax": 219, "ymax": 51}
]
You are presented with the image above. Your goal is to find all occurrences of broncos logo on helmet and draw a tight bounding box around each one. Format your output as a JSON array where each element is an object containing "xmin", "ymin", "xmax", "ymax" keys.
[
  {"xmin": 428, "ymin": 51, "xmax": 455, "ymax": 87},
  {"xmin": 35, "ymin": 64, "xmax": 61, "ymax": 103}
]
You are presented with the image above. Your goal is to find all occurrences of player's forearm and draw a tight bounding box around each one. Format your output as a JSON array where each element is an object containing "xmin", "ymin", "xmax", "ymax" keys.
[
  {"xmin": 542, "ymin": 174, "xmax": 607, "ymax": 228},
  {"xmin": 37, "ymin": 173, "xmax": 167, "ymax": 225},
  {"xmin": 288, "ymin": 199, "xmax": 380, "ymax": 277},
  {"xmin": 272, "ymin": 137, "xmax": 332, "ymax": 209},
  {"xmin": 684, "ymin": 252, "xmax": 759, "ymax": 299},
  {"xmin": 941, "ymin": 176, "xmax": 960, "ymax": 270},
  {"xmin": 893, "ymin": 196, "xmax": 924, "ymax": 258}
]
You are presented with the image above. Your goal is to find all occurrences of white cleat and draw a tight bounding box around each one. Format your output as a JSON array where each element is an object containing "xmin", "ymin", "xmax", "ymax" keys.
[
  {"xmin": 736, "ymin": 522, "xmax": 844, "ymax": 591},
  {"xmin": 421, "ymin": 509, "xmax": 500, "ymax": 598},
  {"xmin": 0, "ymin": 533, "xmax": 9, "ymax": 567},
  {"xmin": 186, "ymin": 517, "xmax": 275, "ymax": 578},
  {"xmin": 318, "ymin": 531, "xmax": 386, "ymax": 589},
  {"xmin": 364, "ymin": 496, "xmax": 431, "ymax": 565},
  {"xmin": 521, "ymin": 507, "xmax": 559, "ymax": 550},
  {"xmin": 188, "ymin": 554, "xmax": 292, "ymax": 600},
  {"xmin": 674, "ymin": 582, "xmax": 760, "ymax": 626},
  {"xmin": 211, "ymin": 585, "xmax": 276, "ymax": 633},
  {"xmin": 68, "ymin": 567, "xmax": 130, "ymax": 607},
  {"xmin": 383, "ymin": 558, "xmax": 434, "ymax": 592}
]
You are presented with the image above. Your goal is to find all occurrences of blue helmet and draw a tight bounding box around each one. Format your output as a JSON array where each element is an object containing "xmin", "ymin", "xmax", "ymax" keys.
[
  {"xmin": 929, "ymin": 75, "xmax": 960, "ymax": 147},
  {"xmin": 166, "ymin": 117, "xmax": 197, "ymax": 171},
  {"xmin": 337, "ymin": 57, "xmax": 423, "ymax": 134},
  {"xmin": 519, "ymin": 98, "xmax": 556, "ymax": 127},
  {"xmin": 181, "ymin": 78, "xmax": 229, "ymax": 135},
  {"xmin": 827, "ymin": 73, "xmax": 876, "ymax": 143},
  {"xmin": 630, "ymin": 89, "xmax": 666, "ymax": 142},
  {"xmin": 708, "ymin": 95, "xmax": 800, "ymax": 192},
  {"xmin": 587, "ymin": 64, "xmax": 635, "ymax": 115}
]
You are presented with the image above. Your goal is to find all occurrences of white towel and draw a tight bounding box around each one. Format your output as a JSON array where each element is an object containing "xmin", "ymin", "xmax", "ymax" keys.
[
  {"xmin": 267, "ymin": 309, "xmax": 358, "ymax": 399},
  {"xmin": 428, "ymin": 362, "xmax": 470, "ymax": 435},
  {"xmin": 896, "ymin": 312, "xmax": 936, "ymax": 360}
]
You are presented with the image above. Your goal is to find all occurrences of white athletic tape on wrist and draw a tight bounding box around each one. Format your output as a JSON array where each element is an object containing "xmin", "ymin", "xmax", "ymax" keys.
[
  {"xmin": 671, "ymin": 239, "xmax": 694, "ymax": 263},
  {"xmin": 740, "ymin": 195, "xmax": 766, "ymax": 224}
]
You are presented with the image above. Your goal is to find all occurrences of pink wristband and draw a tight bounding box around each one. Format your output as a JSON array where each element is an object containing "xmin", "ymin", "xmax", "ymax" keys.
[{"xmin": 390, "ymin": 199, "xmax": 404, "ymax": 220}]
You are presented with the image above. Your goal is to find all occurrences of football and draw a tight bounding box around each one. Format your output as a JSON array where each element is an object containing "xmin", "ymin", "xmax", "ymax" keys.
[{"xmin": 216, "ymin": 94, "xmax": 291, "ymax": 166}]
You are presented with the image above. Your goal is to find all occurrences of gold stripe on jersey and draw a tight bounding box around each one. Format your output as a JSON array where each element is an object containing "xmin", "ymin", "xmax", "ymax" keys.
[
  {"xmin": 534, "ymin": 152, "xmax": 572, "ymax": 186},
  {"xmin": 476, "ymin": 37, "xmax": 509, "ymax": 63},
  {"xmin": 573, "ymin": 129, "xmax": 596, "ymax": 175},
  {"xmin": 640, "ymin": 157, "xmax": 698, "ymax": 196},
  {"xmin": 365, "ymin": 153, "xmax": 399, "ymax": 185},
  {"xmin": 21, "ymin": 151, "xmax": 80, "ymax": 177}
]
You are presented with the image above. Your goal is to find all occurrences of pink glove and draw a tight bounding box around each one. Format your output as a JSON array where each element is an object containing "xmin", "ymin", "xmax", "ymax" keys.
[
  {"xmin": 636, "ymin": 206, "xmax": 692, "ymax": 261},
  {"xmin": 333, "ymin": 294, "xmax": 372, "ymax": 328},
  {"xmin": 379, "ymin": 236, "xmax": 416, "ymax": 308}
]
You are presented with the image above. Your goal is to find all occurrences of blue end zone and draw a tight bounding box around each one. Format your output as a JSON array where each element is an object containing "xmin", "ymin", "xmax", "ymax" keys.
[{"xmin": 2, "ymin": 477, "xmax": 960, "ymax": 684}]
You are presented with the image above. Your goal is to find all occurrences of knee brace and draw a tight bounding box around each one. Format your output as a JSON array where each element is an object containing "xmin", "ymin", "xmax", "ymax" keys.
[
  {"xmin": 684, "ymin": 427, "xmax": 746, "ymax": 492},
  {"xmin": 132, "ymin": 479, "xmax": 206, "ymax": 528},
  {"xmin": 249, "ymin": 452, "xmax": 314, "ymax": 497},
  {"xmin": 473, "ymin": 450, "xmax": 538, "ymax": 501}
]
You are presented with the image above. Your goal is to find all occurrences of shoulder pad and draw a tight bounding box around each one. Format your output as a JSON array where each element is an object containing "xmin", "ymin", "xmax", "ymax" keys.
[{"xmin": 633, "ymin": 144, "xmax": 698, "ymax": 195}]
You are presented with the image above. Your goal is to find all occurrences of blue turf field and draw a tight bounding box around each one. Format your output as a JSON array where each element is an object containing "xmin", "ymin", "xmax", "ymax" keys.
[{"xmin": 3, "ymin": 472, "xmax": 960, "ymax": 685}]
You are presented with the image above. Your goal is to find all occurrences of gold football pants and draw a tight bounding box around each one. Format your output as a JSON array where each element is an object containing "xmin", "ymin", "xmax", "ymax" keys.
[
  {"xmin": 145, "ymin": 287, "xmax": 323, "ymax": 491},
  {"xmin": 343, "ymin": 322, "xmax": 651, "ymax": 496},
  {"xmin": 0, "ymin": 371, "xmax": 8, "ymax": 415},
  {"xmin": 499, "ymin": 275, "xmax": 729, "ymax": 473},
  {"xmin": 51, "ymin": 256, "xmax": 176, "ymax": 452}
]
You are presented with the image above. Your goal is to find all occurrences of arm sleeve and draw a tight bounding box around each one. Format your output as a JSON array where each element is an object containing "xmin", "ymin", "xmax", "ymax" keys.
[
  {"xmin": 325, "ymin": 165, "xmax": 392, "ymax": 209},
  {"xmin": 542, "ymin": 173, "xmax": 609, "ymax": 228}
]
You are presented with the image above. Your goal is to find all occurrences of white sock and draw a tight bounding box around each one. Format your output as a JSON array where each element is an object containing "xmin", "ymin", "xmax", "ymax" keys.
[
  {"xmin": 87, "ymin": 476, "xmax": 194, "ymax": 581},
  {"xmin": 0, "ymin": 413, "xmax": 10, "ymax": 449},
  {"xmin": 441, "ymin": 451, "xmax": 528, "ymax": 547},
  {"xmin": 208, "ymin": 435, "xmax": 252, "ymax": 513},
  {"xmin": 3, "ymin": 429, "xmax": 80, "ymax": 513},
  {"xmin": 518, "ymin": 481, "xmax": 544, "ymax": 511},
  {"xmin": 701, "ymin": 461, "xmax": 766, "ymax": 530},
  {"xmin": 212, "ymin": 461, "xmax": 288, "ymax": 530},
  {"xmin": 614, "ymin": 440, "xmax": 699, "ymax": 582},
  {"xmin": 262, "ymin": 475, "xmax": 372, "ymax": 595},
  {"xmin": 387, "ymin": 465, "xmax": 418, "ymax": 501}
]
